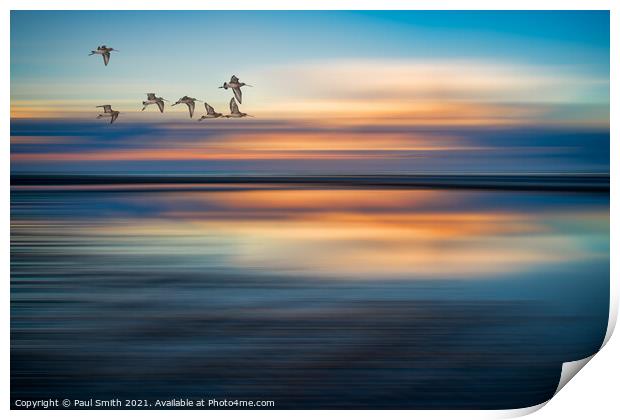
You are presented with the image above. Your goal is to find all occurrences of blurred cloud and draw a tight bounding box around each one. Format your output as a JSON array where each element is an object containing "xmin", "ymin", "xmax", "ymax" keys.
[
  {"xmin": 252, "ymin": 59, "xmax": 608, "ymax": 125},
  {"xmin": 12, "ymin": 59, "xmax": 608, "ymax": 127},
  {"xmin": 10, "ymin": 118, "xmax": 610, "ymax": 174},
  {"xmin": 262, "ymin": 59, "xmax": 606, "ymax": 102}
]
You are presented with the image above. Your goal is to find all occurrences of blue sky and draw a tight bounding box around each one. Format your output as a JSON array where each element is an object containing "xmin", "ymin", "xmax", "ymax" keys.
[
  {"xmin": 11, "ymin": 11, "xmax": 609, "ymax": 104},
  {"xmin": 10, "ymin": 11, "xmax": 610, "ymax": 174}
]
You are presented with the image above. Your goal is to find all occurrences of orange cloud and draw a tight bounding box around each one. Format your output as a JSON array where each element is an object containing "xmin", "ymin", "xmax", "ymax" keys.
[{"xmin": 11, "ymin": 131, "xmax": 486, "ymax": 162}]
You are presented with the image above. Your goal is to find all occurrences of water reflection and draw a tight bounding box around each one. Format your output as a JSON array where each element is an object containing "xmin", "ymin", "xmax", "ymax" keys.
[{"xmin": 11, "ymin": 186, "xmax": 609, "ymax": 408}]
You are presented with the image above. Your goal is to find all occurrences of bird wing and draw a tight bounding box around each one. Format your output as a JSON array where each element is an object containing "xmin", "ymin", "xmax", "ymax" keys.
[
  {"xmin": 232, "ymin": 87, "xmax": 242, "ymax": 104},
  {"xmin": 186, "ymin": 101, "xmax": 195, "ymax": 118},
  {"xmin": 230, "ymin": 97, "xmax": 239, "ymax": 114},
  {"xmin": 111, "ymin": 112, "xmax": 119, "ymax": 124},
  {"xmin": 230, "ymin": 75, "xmax": 239, "ymax": 83},
  {"xmin": 156, "ymin": 100, "xmax": 164, "ymax": 113},
  {"xmin": 205, "ymin": 102, "xmax": 215, "ymax": 114},
  {"xmin": 97, "ymin": 105, "xmax": 112, "ymax": 113},
  {"xmin": 147, "ymin": 93, "xmax": 156, "ymax": 100},
  {"xmin": 103, "ymin": 51, "xmax": 110, "ymax": 66}
]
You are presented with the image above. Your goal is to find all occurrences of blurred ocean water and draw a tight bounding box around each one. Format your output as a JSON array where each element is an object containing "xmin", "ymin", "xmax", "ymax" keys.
[{"xmin": 11, "ymin": 183, "xmax": 609, "ymax": 409}]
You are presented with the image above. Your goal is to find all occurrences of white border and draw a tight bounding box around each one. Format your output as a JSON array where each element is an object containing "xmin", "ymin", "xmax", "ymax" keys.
[{"xmin": 3, "ymin": 1, "xmax": 617, "ymax": 419}]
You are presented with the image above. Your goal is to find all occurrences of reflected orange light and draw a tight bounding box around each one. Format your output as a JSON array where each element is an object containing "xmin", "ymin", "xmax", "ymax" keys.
[{"xmin": 61, "ymin": 189, "xmax": 606, "ymax": 280}]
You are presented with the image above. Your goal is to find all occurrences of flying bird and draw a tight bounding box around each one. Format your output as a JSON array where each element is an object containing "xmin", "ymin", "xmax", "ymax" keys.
[
  {"xmin": 89, "ymin": 45, "xmax": 118, "ymax": 66},
  {"xmin": 172, "ymin": 96, "xmax": 200, "ymax": 118},
  {"xmin": 224, "ymin": 97, "xmax": 252, "ymax": 118},
  {"xmin": 142, "ymin": 93, "xmax": 167, "ymax": 113},
  {"xmin": 219, "ymin": 75, "xmax": 252, "ymax": 104},
  {"xmin": 96, "ymin": 105, "xmax": 120, "ymax": 124},
  {"xmin": 198, "ymin": 103, "xmax": 223, "ymax": 121}
]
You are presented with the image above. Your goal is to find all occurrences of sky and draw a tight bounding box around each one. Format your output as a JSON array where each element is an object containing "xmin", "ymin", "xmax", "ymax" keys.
[{"xmin": 10, "ymin": 11, "xmax": 610, "ymax": 174}]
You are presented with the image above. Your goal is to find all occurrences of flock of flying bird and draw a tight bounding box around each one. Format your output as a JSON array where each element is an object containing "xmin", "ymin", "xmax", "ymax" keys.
[{"xmin": 90, "ymin": 45, "xmax": 253, "ymax": 124}]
